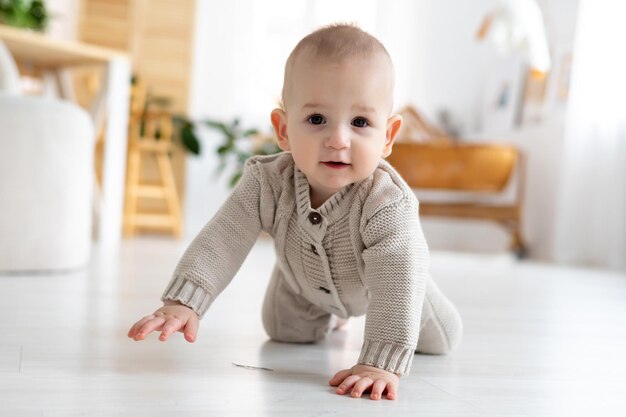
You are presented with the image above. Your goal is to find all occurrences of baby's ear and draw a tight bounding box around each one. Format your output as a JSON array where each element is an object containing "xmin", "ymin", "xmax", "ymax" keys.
[
  {"xmin": 271, "ymin": 109, "xmax": 290, "ymax": 151},
  {"xmin": 382, "ymin": 114, "xmax": 403, "ymax": 157}
]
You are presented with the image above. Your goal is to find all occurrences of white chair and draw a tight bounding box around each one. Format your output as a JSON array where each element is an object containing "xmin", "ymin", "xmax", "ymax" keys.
[{"xmin": 0, "ymin": 93, "xmax": 95, "ymax": 271}]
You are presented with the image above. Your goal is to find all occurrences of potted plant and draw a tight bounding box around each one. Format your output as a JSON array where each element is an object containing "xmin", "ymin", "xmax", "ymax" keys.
[
  {"xmin": 138, "ymin": 85, "xmax": 280, "ymax": 187},
  {"xmin": 0, "ymin": 0, "xmax": 48, "ymax": 31},
  {"xmin": 204, "ymin": 118, "xmax": 281, "ymax": 187}
]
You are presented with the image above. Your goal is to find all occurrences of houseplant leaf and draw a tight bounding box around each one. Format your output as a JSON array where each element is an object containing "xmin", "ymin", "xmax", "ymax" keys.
[{"xmin": 181, "ymin": 123, "xmax": 200, "ymax": 155}]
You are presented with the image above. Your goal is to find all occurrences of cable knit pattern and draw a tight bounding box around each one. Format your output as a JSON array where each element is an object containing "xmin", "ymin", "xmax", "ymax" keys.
[{"xmin": 161, "ymin": 152, "xmax": 431, "ymax": 375}]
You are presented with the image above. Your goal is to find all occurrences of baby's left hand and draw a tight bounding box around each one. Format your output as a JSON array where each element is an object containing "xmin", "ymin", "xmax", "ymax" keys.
[{"xmin": 329, "ymin": 364, "xmax": 400, "ymax": 400}]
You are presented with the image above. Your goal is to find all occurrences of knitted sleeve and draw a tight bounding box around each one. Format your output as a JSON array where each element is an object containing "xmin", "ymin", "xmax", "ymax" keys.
[
  {"xmin": 357, "ymin": 197, "xmax": 429, "ymax": 375},
  {"xmin": 160, "ymin": 160, "xmax": 267, "ymax": 318}
]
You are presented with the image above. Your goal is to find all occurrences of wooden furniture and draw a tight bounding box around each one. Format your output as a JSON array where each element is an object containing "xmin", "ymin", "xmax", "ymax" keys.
[
  {"xmin": 0, "ymin": 24, "xmax": 131, "ymax": 249},
  {"xmin": 387, "ymin": 106, "xmax": 527, "ymax": 257},
  {"xmin": 124, "ymin": 80, "xmax": 182, "ymax": 237},
  {"xmin": 395, "ymin": 104, "xmax": 449, "ymax": 143},
  {"xmin": 78, "ymin": 0, "xmax": 195, "ymax": 115},
  {"xmin": 78, "ymin": 0, "xmax": 197, "ymax": 232}
]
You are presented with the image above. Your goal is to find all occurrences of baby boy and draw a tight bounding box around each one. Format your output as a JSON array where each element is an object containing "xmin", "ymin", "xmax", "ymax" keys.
[{"xmin": 128, "ymin": 23, "xmax": 462, "ymax": 401}]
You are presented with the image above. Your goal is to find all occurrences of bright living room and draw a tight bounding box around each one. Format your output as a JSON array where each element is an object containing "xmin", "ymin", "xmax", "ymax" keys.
[{"xmin": 1, "ymin": 1, "xmax": 625, "ymax": 416}]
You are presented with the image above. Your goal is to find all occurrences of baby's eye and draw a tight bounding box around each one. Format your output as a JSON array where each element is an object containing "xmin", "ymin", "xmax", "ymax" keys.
[
  {"xmin": 352, "ymin": 117, "xmax": 369, "ymax": 128},
  {"xmin": 307, "ymin": 114, "xmax": 326, "ymax": 125}
]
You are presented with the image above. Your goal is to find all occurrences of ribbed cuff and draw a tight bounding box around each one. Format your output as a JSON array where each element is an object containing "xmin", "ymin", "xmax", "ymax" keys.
[
  {"xmin": 161, "ymin": 276, "xmax": 212, "ymax": 318},
  {"xmin": 357, "ymin": 340, "xmax": 415, "ymax": 376}
]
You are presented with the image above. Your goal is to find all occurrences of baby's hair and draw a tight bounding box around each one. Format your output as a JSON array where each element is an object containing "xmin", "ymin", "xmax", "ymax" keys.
[
  {"xmin": 281, "ymin": 23, "xmax": 394, "ymax": 108},
  {"xmin": 287, "ymin": 23, "xmax": 391, "ymax": 64}
]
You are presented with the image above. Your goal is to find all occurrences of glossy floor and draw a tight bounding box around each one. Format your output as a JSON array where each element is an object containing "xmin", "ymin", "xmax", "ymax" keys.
[{"xmin": 1, "ymin": 238, "xmax": 625, "ymax": 417}]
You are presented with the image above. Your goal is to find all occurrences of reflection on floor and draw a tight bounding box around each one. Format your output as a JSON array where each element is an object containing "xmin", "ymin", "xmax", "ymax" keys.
[{"xmin": 1, "ymin": 237, "xmax": 625, "ymax": 416}]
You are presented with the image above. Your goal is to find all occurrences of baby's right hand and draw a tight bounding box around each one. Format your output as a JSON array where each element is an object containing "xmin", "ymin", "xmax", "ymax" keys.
[{"xmin": 127, "ymin": 301, "xmax": 199, "ymax": 343}]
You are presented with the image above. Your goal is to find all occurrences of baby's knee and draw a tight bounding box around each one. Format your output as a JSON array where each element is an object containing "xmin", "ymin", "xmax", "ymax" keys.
[
  {"xmin": 261, "ymin": 267, "xmax": 331, "ymax": 344},
  {"xmin": 415, "ymin": 300, "xmax": 463, "ymax": 355},
  {"xmin": 415, "ymin": 318, "xmax": 463, "ymax": 355},
  {"xmin": 262, "ymin": 314, "xmax": 328, "ymax": 344},
  {"xmin": 261, "ymin": 299, "xmax": 330, "ymax": 343}
]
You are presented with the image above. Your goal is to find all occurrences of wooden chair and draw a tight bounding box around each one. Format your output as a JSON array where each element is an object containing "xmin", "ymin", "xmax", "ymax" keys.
[
  {"xmin": 387, "ymin": 106, "xmax": 527, "ymax": 257},
  {"xmin": 123, "ymin": 79, "xmax": 182, "ymax": 238}
]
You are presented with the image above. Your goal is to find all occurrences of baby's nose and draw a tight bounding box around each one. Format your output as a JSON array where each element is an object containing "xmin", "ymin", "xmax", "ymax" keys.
[{"xmin": 326, "ymin": 125, "xmax": 350, "ymax": 149}]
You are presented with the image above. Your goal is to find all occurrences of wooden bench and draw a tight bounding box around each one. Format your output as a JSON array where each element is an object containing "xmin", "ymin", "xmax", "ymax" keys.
[{"xmin": 386, "ymin": 107, "xmax": 527, "ymax": 257}]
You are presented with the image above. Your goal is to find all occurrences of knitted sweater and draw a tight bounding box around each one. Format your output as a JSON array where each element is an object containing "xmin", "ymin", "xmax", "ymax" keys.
[{"xmin": 161, "ymin": 152, "xmax": 429, "ymax": 375}]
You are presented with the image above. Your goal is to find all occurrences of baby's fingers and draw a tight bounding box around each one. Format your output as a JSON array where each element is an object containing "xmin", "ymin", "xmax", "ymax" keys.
[
  {"xmin": 134, "ymin": 316, "xmax": 166, "ymax": 340},
  {"xmin": 370, "ymin": 379, "xmax": 388, "ymax": 401},
  {"xmin": 350, "ymin": 377, "xmax": 373, "ymax": 398},
  {"xmin": 183, "ymin": 316, "xmax": 199, "ymax": 343},
  {"xmin": 385, "ymin": 380, "xmax": 398, "ymax": 400},
  {"xmin": 336, "ymin": 375, "xmax": 361, "ymax": 395},
  {"xmin": 128, "ymin": 315, "xmax": 155, "ymax": 338},
  {"xmin": 159, "ymin": 318, "xmax": 183, "ymax": 341},
  {"xmin": 329, "ymin": 369, "xmax": 352, "ymax": 387}
]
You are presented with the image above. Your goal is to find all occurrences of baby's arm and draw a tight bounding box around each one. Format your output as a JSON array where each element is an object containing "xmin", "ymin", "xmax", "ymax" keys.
[
  {"xmin": 329, "ymin": 365, "xmax": 400, "ymax": 400},
  {"xmin": 128, "ymin": 158, "xmax": 272, "ymax": 342},
  {"xmin": 127, "ymin": 301, "xmax": 199, "ymax": 343},
  {"xmin": 335, "ymin": 196, "xmax": 426, "ymax": 399}
]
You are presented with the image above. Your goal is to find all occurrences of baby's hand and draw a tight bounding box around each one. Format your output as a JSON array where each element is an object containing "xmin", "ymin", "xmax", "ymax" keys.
[
  {"xmin": 329, "ymin": 364, "xmax": 400, "ymax": 400},
  {"xmin": 127, "ymin": 301, "xmax": 199, "ymax": 343}
]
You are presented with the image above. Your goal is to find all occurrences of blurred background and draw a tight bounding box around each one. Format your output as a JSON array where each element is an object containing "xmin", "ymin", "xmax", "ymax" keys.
[{"xmin": 1, "ymin": 0, "xmax": 624, "ymax": 272}]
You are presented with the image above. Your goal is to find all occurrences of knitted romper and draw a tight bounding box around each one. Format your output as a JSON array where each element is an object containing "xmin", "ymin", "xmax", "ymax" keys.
[{"xmin": 161, "ymin": 153, "xmax": 462, "ymax": 375}]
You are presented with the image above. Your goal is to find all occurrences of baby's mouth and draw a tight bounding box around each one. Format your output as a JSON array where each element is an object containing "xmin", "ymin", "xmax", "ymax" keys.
[{"xmin": 321, "ymin": 161, "xmax": 351, "ymax": 169}]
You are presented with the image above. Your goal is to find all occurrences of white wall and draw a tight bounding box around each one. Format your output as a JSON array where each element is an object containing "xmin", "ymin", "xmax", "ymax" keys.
[{"xmin": 409, "ymin": 0, "xmax": 498, "ymax": 133}]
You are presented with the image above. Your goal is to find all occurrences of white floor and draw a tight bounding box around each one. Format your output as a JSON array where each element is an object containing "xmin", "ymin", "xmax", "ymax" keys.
[{"xmin": 1, "ymin": 237, "xmax": 626, "ymax": 417}]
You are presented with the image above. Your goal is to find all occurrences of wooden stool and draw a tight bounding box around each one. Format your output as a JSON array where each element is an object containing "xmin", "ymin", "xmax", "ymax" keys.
[{"xmin": 123, "ymin": 81, "xmax": 182, "ymax": 238}]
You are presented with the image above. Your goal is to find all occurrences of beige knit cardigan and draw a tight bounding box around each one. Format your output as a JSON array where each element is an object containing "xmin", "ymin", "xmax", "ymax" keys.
[{"xmin": 161, "ymin": 153, "xmax": 429, "ymax": 375}]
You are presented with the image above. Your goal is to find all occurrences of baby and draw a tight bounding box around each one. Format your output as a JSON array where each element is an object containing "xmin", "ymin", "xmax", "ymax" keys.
[{"xmin": 128, "ymin": 23, "xmax": 462, "ymax": 401}]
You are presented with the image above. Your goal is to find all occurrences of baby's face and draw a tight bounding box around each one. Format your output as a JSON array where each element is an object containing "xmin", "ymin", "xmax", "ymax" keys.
[{"xmin": 275, "ymin": 54, "xmax": 400, "ymax": 205}]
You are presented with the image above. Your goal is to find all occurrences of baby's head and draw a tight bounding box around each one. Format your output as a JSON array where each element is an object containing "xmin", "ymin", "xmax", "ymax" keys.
[
  {"xmin": 281, "ymin": 23, "xmax": 395, "ymax": 111},
  {"xmin": 271, "ymin": 24, "xmax": 403, "ymax": 207}
]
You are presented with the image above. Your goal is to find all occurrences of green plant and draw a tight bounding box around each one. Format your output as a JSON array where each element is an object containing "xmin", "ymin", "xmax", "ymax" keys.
[
  {"xmin": 204, "ymin": 118, "xmax": 281, "ymax": 187},
  {"xmin": 172, "ymin": 115, "xmax": 201, "ymax": 155},
  {"xmin": 0, "ymin": 0, "xmax": 48, "ymax": 31},
  {"xmin": 135, "ymin": 81, "xmax": 279, "ymax": 186},
  {"xmin": 133, "ymin": 83, "xmax": 201, "ymax": 157}
]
